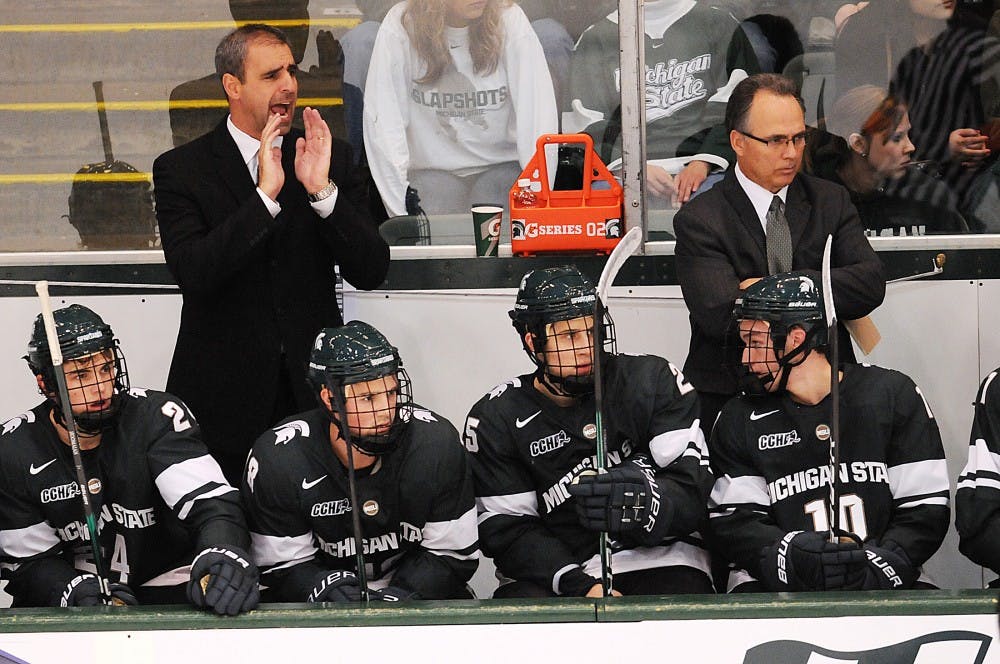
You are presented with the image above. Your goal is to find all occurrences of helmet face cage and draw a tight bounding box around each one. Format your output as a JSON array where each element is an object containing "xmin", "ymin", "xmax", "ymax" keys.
[
  {"xmin": 509, "ymin": 266, "xmax": 615, "ymax": 396},
  {"xmin": 25, "ymin": 305, "xmax": 130, "ymax": 434},
  {"xmin": 522, "ymin": 310, "xmax": 616, "ymax": 396},
  {"xmin": 308, "ymin": 321, "xmax": 412, "ymax": 456},
  {"xmin": 323, "ymin": 367, "xmax": 413, "ymax": 456}
]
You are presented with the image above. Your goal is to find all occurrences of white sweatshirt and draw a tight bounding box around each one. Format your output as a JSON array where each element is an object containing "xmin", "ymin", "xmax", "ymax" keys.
[{"xmin": 364, "ymin": 2, "xmax": 558, "ymax": 216}]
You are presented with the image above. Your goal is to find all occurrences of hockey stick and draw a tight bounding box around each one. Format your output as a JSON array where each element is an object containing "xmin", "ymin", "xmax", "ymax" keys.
[
  {"xmin": 329, "ymin": 384, "xmax": 370, "ymax": 603},
  {"xmin": 820, "ymin": 236, "xmax": 841, "ymax": 543},
  {"xmin": 592, "ymin": 226, "xmax": 642, "ymax": 596},
  {"xmin": 34, "ymin": 281, "xmax": 113, "ymax": 604}
]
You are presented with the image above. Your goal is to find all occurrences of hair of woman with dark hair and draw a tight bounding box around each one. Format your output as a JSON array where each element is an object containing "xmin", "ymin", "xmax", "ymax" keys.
[
  {"xmin": 724, "ymin": 73, "xmax": 805, "ymax": 133},
  {"xmin": 404, "ymin": 0, "xmax": 511, "ymax": 85},
  {"xmin": 827, "ymin": 86, "xmax": 907, "ymax": 151}
]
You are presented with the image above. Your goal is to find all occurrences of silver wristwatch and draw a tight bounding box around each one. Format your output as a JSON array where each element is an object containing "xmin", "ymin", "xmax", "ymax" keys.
[{"xmin": 308, "ymin": 179, "xmax": 337, "ymax": 203}]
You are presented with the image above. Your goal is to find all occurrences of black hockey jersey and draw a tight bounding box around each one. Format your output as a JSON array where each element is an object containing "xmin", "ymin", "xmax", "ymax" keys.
[
  {"xmin": 0, "ymin": 390, "xmax": 247, "ymax": 607},
  {"xmin": 243, "ymin": 406, "xmax": 478, "ymax": 600},
  {"xmin": 956, "ymin": 368, "xmax": 1000, "ymax": 574},
  {"xmin": 708, "ymin": 364, "xmax": 950, "ymax": 584},
  {"xmin": 465, "ymin": 353, "xmax": 712, "ymax": 594}
]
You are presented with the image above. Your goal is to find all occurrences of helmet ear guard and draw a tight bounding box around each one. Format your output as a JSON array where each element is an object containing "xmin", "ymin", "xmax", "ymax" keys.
[
  {"xmin": 730, "ymin": 272, "xmax": 828, "ymax": 394},
  {"xmin": 308, "ymin": 321, "xmax": 413, "ymax": 455}
]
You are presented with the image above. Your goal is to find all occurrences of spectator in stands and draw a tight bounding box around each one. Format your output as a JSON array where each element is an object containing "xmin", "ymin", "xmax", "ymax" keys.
[
  {"xmin": 807, "ymin": 85, "xmax": 968, "ymax": 233},
  {"xmin": 835, "ymin": 0, "xmax": 1000, "ymax": 230},
  {"xmin": 363, "ymin": 0, "xmax": 557, "ymax": 217},
  {"xmin": 568, "ymin": 0, "xmax": 760, "ymax": 207}
]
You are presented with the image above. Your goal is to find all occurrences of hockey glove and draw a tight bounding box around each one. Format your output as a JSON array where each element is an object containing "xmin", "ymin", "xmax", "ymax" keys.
[
  {"xmin": 188, "ymin": 546, "xmax": 260, "ymax": 616},
  {"xmin": 860, "ymin": 541, "xmax": 918, "ymax": 590},
  {"xmin": 567, "ymin": 462, "xmax": 657, "ymax": 536},
  {"xmin": 308, "ymin": 569, "xmax": 363, "ymax": 603},
  {"xmin": 60, "ymin": 574, "xmax": 138, "ymax": 607},
  {"xmin": 556, "ymin": 567, "xmax": 603, "ymax": 597},
  {"xmin": 371, "ymin": 586, "xmax": 421, "ymax": 602},
  {"xmin": 760, "ymin": 531, "xmax": 868, "ymax": 591}
]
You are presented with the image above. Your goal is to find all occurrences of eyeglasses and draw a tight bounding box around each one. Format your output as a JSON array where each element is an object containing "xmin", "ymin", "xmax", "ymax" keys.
[{"xmin": 738, "ymin": 130, "xmax": 809, "ymax": 149}]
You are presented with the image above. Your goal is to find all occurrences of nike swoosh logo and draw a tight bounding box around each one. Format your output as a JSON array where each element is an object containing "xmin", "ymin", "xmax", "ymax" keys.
[
  {"xmin": 29, "ymin": 459, "xmax": 57, "ymax": 475},
  {"xmin": 516, "ymin": 410, "xmax": 542, "ymax": 429},
  {"xmin": 302, "ymin": 475, "xmax": 327, "ymax": 490},
  {"xmin": 749, "ymin": 409, "xmax": 780, "ymax": 421}
]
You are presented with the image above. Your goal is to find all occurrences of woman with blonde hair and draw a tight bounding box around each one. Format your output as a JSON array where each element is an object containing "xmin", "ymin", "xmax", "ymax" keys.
[{"xmin": 364, "ymin": 0, "xmax": 557, "ymax": 217}]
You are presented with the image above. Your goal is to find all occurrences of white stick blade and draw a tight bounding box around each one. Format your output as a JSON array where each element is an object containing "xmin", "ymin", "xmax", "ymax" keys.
[
  {"xmin": 34, "ymin": 280, "xmax": 64, "ymax": 366},
  {"xmin": 597, "ymin": 226, "xmax": 642, "ymax": 298},
  {"xmin": 821, "ymin": 235, "xmax": 836, "ymax": 327}
]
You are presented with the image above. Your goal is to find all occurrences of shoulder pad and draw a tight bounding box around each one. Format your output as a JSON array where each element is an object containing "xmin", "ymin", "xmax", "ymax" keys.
[
  {"xmin": 1, "ymin": 411, "xmax": 36, "ymax": 436},
  {"xmin": 487, "ymin": 377, "xmax": 522, "ymax": 400},
  {"xmin": 271, "ymin": 420, "xmax": 311, "ymax": 445}
]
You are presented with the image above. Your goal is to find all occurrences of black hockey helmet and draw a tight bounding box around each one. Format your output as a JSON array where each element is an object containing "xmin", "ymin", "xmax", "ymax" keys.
[
  {"xmin": 308, "ymin": 320, "xmax": 412, "ymax": 455},
  {"xmin": 25, "ymin": 304, "xmax": 130, "ymax": 433},
  {"xmin": 509, "ymin": 265, "xmax": 615, "ymax": 396},
  {"xmin": 731, "ymin": 271, "xmax": 828, "ymax": 392}
]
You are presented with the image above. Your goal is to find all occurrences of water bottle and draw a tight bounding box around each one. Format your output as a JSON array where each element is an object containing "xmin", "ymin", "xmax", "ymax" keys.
[{"xmin": 513, "ymin": 178, "xmax": 537, "ymax": 207}]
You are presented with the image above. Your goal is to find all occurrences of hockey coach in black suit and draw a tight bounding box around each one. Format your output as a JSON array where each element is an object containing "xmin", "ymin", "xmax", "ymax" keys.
[
  {"xmin": 674, "ymin": 73, "xmax": 884, "ymax": 437},
  {"xmin": 153, "ymin": 23, "xmax": 389, "ymax": 484}
]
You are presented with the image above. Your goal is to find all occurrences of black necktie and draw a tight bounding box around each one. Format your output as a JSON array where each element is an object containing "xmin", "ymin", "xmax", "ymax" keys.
[{"xmin": 766, "ymin": 195, "xmax": 792, "ymax": 274}]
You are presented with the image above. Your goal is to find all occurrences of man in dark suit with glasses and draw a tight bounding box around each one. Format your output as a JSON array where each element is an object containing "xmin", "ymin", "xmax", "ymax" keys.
[{"xmin": 674, "ymin": 73, "xmax": 884, "ymax": 439}]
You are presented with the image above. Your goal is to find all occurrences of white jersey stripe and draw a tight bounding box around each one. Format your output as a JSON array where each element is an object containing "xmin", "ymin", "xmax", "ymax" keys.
[
  {"xmin": 177, "ymin": 484, "xmax": 238, "ymax": 520},
  {"xmin": 0, "ymin": 521, "xmax": 61, "ymax": 558},
  {"xmin": 421, "ymin": 507, "xmax": 479, "ymax": 554},
  {"xmin": 958, "ymin": 438, "xmax": 1000, "ymax": 479},
  {"xmin": 581, "ymin": 539, "xmax": 712, "ymax": 577},
  {"xmin": 958, "ymin": 476, "xmax": 1000, "ymax": 492},
  {"xmin": 896, "ymin": 496, "xmax": 950, "ymax": 509},
  {"xmin": 427, "ymin": 548, "xmax": 480, "ymax": 562},
  {"xmin": 888, "ymin": 459, "xmax": 950, "ymax": 501},
  {"xmin": 477, "ymin": 491, "xmax": 539, "ymax": 518},
  {"xmin": 155, "ymin": 454, "xmax": 231, "ymax": 510},
  {"xmin": 709, "ymin": 474, "xmax": 770, "ymax": 509},
  {"xmin": 649, "ymin": 421, "xmax": 706, "ymax": 469},
  {"xmin": 251, "ymin": 531, "xmax": 316, "ymax": 568}
]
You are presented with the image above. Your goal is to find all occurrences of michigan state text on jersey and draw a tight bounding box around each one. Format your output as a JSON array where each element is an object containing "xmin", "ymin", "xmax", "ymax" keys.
[
  {"xmin": 1, "ymin": 305, "xmax": 253, "ymax": 613},
  {"xmin": 708, "ymin": 273, "xmax": 948, "ymax": 592},
  {"xmin": 243, "ymin": 321, "xmax": 478, "ymax": 601},
  {"xmin": 465, "ymin": 266, "xmax": 713, "ymax": 597}
]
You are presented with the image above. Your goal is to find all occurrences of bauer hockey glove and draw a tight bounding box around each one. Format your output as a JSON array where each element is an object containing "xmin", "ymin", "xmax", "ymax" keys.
[
  {"xmin": 860, "ymin": 541, "xmax": 918, "ymax": 590},
  {"xmin": 568, "ymin": 460, "xmax": 658, "ymax": 536},
  {"xmin": 308, "ymin": 569, "xmax": 363, "ymax": 603},
  {"xmin": 760, "ymin": 531, "xmax": 868, "ymax": 591},
  {"xmin": 188, "ymin": 546, "xmax": 260, "ymax": 616},
  {"xmin": 60, "ymin": 574, "xmax": 138, "ymax": 607}
]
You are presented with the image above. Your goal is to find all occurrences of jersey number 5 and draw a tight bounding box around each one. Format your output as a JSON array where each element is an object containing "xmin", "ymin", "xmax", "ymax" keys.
[{"xmin": 463, "ymin": 418, "xmax": 480, "ymax": 453}]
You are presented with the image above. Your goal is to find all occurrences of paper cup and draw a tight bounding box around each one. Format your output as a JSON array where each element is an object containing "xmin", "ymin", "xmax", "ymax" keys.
[{"xmin": 471, "ymin": 205, "xmax": 503, "ymax": 257}]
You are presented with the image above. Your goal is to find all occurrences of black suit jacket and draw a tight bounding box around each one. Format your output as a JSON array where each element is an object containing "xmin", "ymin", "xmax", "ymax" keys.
[
  {"xmin": 153, "ymin": 121, "xmax": 389, "ymax": 481},
  {"xmin": 674, "ymin": 169, "xmax": 885, "ymax": 395}
]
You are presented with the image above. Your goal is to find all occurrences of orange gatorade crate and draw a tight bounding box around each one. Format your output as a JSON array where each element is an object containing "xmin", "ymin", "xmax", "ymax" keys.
[{"xmin": 510, "ymin": 134, "xmax": 624, "ymax": 256}]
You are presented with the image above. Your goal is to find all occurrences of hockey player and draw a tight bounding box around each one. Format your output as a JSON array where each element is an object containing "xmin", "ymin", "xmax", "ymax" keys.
[
  {"xmin": 465, "ymin": 266, "xmax": 713, "ymax": 597},
  {"xmin": 0, "ymin": 305, "xmax": 258, "ymax": 614},
  {"xmin": 243, "ymin": 321, "xmax": 478, "ymax": 602},
  {"xmin": 956, "ymin": 368, "xmax": 1000, "ymax": 581},
  {"xmin": 708, "ymin": 272, "xmax": 950, "ymax": 592}
]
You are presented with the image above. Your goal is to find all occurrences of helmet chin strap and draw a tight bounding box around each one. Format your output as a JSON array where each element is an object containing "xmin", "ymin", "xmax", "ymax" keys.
[
  {"xmin": 536, "ymin": 368, "xmax": 593, "ymax": 398},
  {"xmin": 763, "ymin": 329, "xmax": 821, "ymax": 393}
]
